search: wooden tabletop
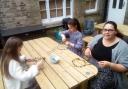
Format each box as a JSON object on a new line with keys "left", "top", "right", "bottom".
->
{"left": 21, "top": 37, "right": 98, "bottom": 89}
{"left": 0, "top": 71, "right": 4, "bottom": 89}
{"left": 95, "top": 23, "right": 128, "bottom": 36}
{"left": 83, "top": 36, "right": 93, "bottom": 43}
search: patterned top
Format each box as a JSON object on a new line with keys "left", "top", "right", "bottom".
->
{"left": 61, "top": 30, "right": 83, "bottom": 57}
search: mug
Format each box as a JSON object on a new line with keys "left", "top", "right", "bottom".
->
{"left": 50, "top": 54, "right": 60, "bottom": 64}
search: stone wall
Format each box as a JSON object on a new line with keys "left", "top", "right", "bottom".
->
{"left": 0, "top": 0, "right": 41, "bottom": 30}
{"left": 73, "top": 0, "right": 86, "bottom": 24}
{"left": 0, "top": 0, "right": 107, "bottom": 31}
{"left": 73, "top": 0, "right": 106, "bottom": 25}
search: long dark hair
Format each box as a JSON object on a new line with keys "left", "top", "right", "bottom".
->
{"left": 68, "top": 18, "right": 81, "bottom": 32}
{"left": 0, "top": 37, "right": 23, "bottom": 78}
{"left": 62, "top": 17, "right": 72, "bottom": 30}
{"left": 103, "top": 21, "right": 124, "bottom": 38}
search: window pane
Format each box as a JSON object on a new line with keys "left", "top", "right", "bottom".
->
{"left": 56, "top": 0, "right": 63, "bottom": 17}
{"left": 49, "top": 0, "right": 56, "bottom": 18}
{"left": 57, "top": 0, "right": 62, "bottom": 8}
{"left": 119, "top": 0, "right": 123, "bottom": 9}
{"left": 57, "top": 9, "right": 63, "bottom": 16}
{"left": 39, "top": 1, "right": 46, "bottom": 10}
{"left": 112, "top": 0, "right": 117, "bottom": 8}
{"left": 66, "top": 0, "right": 70, "bottom": 7}
{"left": 66, "top": 8, "right": 70, "bottom": 15}
{"left": 40, "top": 11, "right": 47, "bottom": 19}
{"left": 86, "top": 1, "right": 90, "bottom": 10}
{"left": 39, "top": 1, "right": 47, "bottom": 19}
{"left": 90, "top": 0, "right": 96, "bottom": 9}
{"left": 50, "top": 10, "right": 56, "bottom": 18}
{"left": 86, "top": 0, "right": 96, "bottom": 10}
{"left": 66, "top": 0, "right": 71, "bottom": 15}
{"left": 50, "top": 0, "right": 56, "bottom": 9}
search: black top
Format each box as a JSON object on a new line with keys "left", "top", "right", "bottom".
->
{"left": 91, "top": 38, "right": 119, "bottom": 61}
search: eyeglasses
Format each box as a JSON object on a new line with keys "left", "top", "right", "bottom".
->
{"left": 103, "top": 29, "right": 115, "bottom": 32}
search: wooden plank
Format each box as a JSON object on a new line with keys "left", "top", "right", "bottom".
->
{"left": 23, "top": 40, "right": 69, "bottom": 89}
{"left": 0, "top": 71, "right": 4, "bottom": 89}
{"left": 27, "top": 39, "right": 78, "bottom": 89}
{"left": 39, "top": 37, "right": 98, "bottom": 78}
{"left": 37, "top": 38, "right": 88, "bottom": 81}
{"left": 34, "top": 40, "right": 85, "bottom": 82}
{"left": 37, "top": 37, "right": 98, "bottom": 89}
{"left": 21, "top": 43, "right": 56, "bottom": 89}
{"left": 83, "top": 36, "right": 93, "bottom": 43}
{"left": 21, "top": 37, "right": 98, "bottom": 89}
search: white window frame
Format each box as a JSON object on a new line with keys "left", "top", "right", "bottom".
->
{"left": 41, "top": 0, "right": 74, "bottom": 25}
{"left": 85, "top": 0, "right": 99, "bottom": 14}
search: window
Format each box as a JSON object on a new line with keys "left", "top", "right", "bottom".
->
{"left": 85, "top": 0, "right": 99, "bottom": 14}
{"left": 118, "top": 0, "right": 124, "bottom": 9}
{"left": 112, "top": 0, "right": 117, "bottom": 8}
{"left": 39, "top": 0, "right": 74, "bottom": 25}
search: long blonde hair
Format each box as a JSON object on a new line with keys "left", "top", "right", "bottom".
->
{"left": 0, "top": 37, "right": 23, "bottom": 78}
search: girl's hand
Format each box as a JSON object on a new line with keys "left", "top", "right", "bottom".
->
{"left": 65, "top": 41, "right": 70, "bottom": 46}
{"left": 62, "top": 38, "right": 67, "bottom": 43}
{"left": 98, "top": 61, "right": 110, "bottom": 68}
{"left": 26, "top": 57, "right": 33, "bottom": 62}
{"left": 36, "top": 60, "right": 44, "bottom": 70}
{"left": 25, "top": 57, "right": 37, "bottom": 65}
{"left": 61, "top": 34, "right": 66, "bottom": 43}
{"left": 64, "top": 41, "right": 74, "bottom": 47}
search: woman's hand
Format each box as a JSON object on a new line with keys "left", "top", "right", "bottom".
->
{"left": 84, "top": 48, "right": 92, "bottom": 58}
{"left": 98, "top": 61, "right": 128, "bottom": 72}
{"left": 98, "top": 61, "right": 110, "bottom": 68}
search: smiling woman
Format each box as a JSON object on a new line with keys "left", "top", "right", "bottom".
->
{"left": 85, "top": 21, "right": 128, "bottom": 89}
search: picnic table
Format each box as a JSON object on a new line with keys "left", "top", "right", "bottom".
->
{"left": 21, "top": 37, "right": 98, "bottom": 89}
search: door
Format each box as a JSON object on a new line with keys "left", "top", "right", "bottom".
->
{"left": 107, "top": 0, "right": 127, "bottom": 24}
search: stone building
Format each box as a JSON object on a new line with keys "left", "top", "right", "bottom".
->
{"left": 0, "top": 0, "right": 128, "bottom": 44}
{"left": 0, "top": 0, "right": 41, "bottom": 30}
{"left": 0, "top": 0, "right": 104, "bottom": 33}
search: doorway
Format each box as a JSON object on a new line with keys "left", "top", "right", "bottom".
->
{"left": 107, "top": 0, "right": 127, "bottom": 24}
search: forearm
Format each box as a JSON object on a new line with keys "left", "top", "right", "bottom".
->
{"left": 110, "top": 63, "right": 127, "bottom": 72}
{"left": 85, "top": 47, "right": 92, "bottom": 58}
{"left": 74, "top": 43, "right": 83, "bottom": 49}
{"left": 74, "top": 39, "right": 83, "bottom": 49}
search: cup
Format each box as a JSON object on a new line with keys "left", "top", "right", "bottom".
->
{"left": 50, "top": 54, "right": 60, "bottom": 64}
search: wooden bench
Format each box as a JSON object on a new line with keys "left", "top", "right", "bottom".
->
{"left": 83, "top": 36, "right": 93, "bottom": 47}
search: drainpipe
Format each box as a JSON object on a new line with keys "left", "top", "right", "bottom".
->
{"left": 103, "top": 0, "right": 109, "bottom": 21}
